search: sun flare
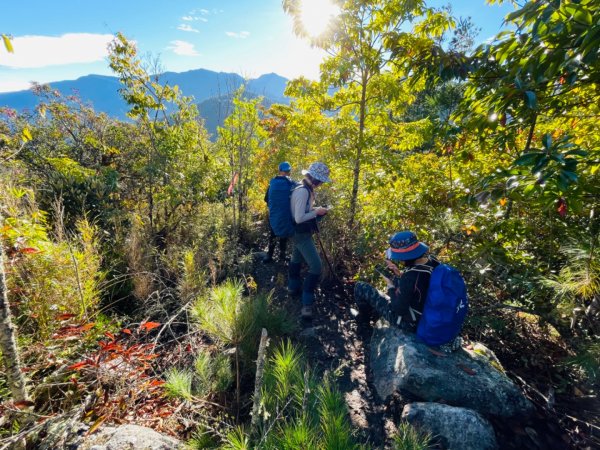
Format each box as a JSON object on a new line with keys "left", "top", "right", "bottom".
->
{"left": 300, "top": 0, "right": 340, "bottom": 38}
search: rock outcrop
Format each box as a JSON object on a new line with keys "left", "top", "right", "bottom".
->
{"left": 402, "top": 402, "right": 499, "bottom": 450}
{"left": 14, "top": 417, "right": 182, "bottom": 450}
{"left": 371, "top": 323, "right": 534, "bottom": 418}
{"left": 80, "top": 424, "right": 183, "bottom": 450}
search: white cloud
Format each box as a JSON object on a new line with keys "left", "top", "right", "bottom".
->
{"left": 177, "top": 24, "right": 199, "bottom": 33}
{"left": 225, "top": 31, "right": 250, "bottom": 39}
{"left": 198, "top": 8, "right": 222, "bottom": 15}
{"left": 0, "top": 33, "right": 113, "bottom": 69}
{"left": 182, "top": 14, "right": 207, "bottom": 22}
{"left": 185, "top": 8, "right": 211, "bottom": 20}
{"left": 167, "top": 40, "right": 200, "bottom": 56}
{"left": 0, "top": 80, "right": 32, "bottom": 93}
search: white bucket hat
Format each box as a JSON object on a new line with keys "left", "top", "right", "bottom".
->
{"left": 301, "top": 162, "right": 332, "bottom": 183}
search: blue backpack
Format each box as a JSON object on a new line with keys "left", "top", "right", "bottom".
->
{"left": 267, "top": 176, "right": 299, "bottom": 238}
{"left": 416, "top": 264, "right": 468, "bottom": 346}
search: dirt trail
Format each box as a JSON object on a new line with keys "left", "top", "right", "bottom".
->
{"left": 252, "top": 256, "right": 397, "bottom": 448}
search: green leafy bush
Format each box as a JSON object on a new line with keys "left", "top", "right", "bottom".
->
{"left": 164, "top": 369, "right": 194, "bottom": 401}
{"left": 192, "top": 280, "right": 295, "bottom": 365}
{"left": 1, "top": 185, "right": 103, "bottom": 341}
{"left": 164, "top": 350, "right": 233, "bottom": 406}
{"left": 392, "top": 422, "right": 432, "bottom": 450}
{"left": 188, "top": 426, "right": 220, "bottom": 449}
{"left": 194, "top": 350, "right": 234, "bottom": 397}
{"left": 250, "top": 341, "right": 361, "bottom": 450}
{"left": 191, "top": 280, "right": 295, "bottom": 412}
{"left": 565, "top": 341, "right": 600, "bottom": 385}
{"left": 541, "top": 234, "right": 599, "bottom": 331}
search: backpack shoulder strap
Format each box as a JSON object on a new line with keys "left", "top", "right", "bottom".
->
{"left": 293, "top": 183, "right": 312, "bottom": 213}
{"left": 293, "top": 181, "right": 311, "bottom": 192}
{"left": 406, "top": 264, "right": 435, "bottom": 275}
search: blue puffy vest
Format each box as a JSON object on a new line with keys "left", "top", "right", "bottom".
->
{"left": 416, "top": 264, "right": 468, "bottom": 346}
{"left": 267, "top": 176, "right": 298, "bottom": 238}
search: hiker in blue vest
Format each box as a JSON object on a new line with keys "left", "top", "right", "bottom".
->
{"left": 263, "top": 161, "right": 295, "bottom": 263}
{"left": 355, "top": 230, "right": 466, "bottom": 351}
{"left": 288, "top": 162, "right": 331, "bottom": 320}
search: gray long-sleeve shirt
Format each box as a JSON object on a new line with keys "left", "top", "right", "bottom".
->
{"left": 290, "top": 184, "right": 316, "bottom": 224}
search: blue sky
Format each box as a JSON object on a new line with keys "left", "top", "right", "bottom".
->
{"left": 0, "top": 0, "right": 515, "bottom": 93}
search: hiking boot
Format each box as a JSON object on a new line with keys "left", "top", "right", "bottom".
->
{"left": 301, "top": 305, "right": 313, "bottom": 320}
{"left": 301, "top": 273, "right": 320, "bottom": 306}
{"left": 355, "top": 305, "right": 375, "bottom": 325}
{"left": 288, "top": 262, "right": 302, "bottom": 296}
{"left": 439, "top": 336, "right": 463, "bottom": 353}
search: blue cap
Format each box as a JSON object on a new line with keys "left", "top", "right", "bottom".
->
{"left": 278, "top": 161, "right": 292, "bottom": 172}
{"left": 385, "top": 231, "right": 429, "bottom": 261}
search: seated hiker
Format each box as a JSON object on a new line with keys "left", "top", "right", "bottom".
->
{"left": 355, "top": 230, "right": 466, "bottom": 351}
{"left": 263, "top": 161, "right": 295, "bottom": 263}
{"left": 288, "top": 162, "right": 331, "bottom": 320}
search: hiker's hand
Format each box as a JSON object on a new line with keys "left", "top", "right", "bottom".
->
{"left": 381, "top": 275, "right": 393, "bottom": 288}
{"left": 315, "top": 207, "right": 328, "bottom": 216}
{"left": 385, "top": 260, "right": 401, "bottom": 276}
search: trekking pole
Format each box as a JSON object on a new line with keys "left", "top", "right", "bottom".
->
{"left": 315, "top": 231, "right": 342, "bottom": 284}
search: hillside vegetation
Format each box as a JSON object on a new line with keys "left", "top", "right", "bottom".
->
{"left": 0, "top": 1, "right": 598, "bottom": 448}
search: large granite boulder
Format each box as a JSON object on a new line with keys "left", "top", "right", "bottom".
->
{"left": 80, "top": 424, "right": 183, "bottom": 450}
{"left": 371, "top": 324, "right": 534, "bottom": 418}
{"left": 14, "top": 418, "right": 182, "bottom": 450}
{"left": 402, "top": 402, "right": 499, "bottom": 450}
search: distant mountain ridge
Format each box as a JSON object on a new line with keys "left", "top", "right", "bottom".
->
{"left": 0, "top": 69, "right": 290, "bottom": 136}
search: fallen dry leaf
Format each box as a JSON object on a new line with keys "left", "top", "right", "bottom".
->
{"left": 428, "top": 348, "right": 448, "bottom": 357}
{"left": 457, "top": 363, "right": 477, "bottom": 375}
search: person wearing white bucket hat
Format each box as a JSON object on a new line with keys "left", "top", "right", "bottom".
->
{"left": 301, "top": 161, "right": 332, "bottom": 183}
{"left": 288, "top": 162, "right": 332, "bottom": 320}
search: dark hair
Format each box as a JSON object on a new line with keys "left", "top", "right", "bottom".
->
{"left": 306, "top": 173, "right": 322, "bottom": 187}
{"left": 402, "top": 252, "right": 428, "bottom": 267}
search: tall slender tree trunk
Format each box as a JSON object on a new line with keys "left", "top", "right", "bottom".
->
{"left": 0, "top": 218, "right": 29, "bottom": 402}
{"left": 348, "top": 78, "right": 368, "bottom": 229}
